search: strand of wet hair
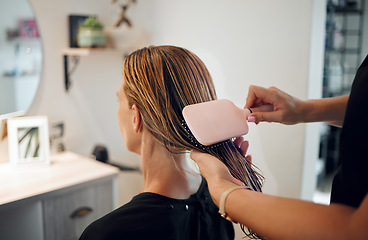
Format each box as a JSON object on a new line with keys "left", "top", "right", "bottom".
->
{"left": 181, "top": 120, "right": 263, "bottom": 189}
{"left": 181, "top": 120, "right": 265, "bottom": 239}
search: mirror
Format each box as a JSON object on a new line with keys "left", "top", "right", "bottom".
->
{"left": 0, "top": 0, "right": 42, "bottom": 115}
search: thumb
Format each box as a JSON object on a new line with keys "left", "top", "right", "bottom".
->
{"left": 248, "top": 111, "right": 281, "bottom": 123}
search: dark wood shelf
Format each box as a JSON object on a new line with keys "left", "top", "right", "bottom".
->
{"left": 327, "top": 5, "right": 363, "bottom": 14}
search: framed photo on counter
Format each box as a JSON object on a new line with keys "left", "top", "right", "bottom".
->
{"left": 7, "top": 116, "right": 50, "bottom": 166}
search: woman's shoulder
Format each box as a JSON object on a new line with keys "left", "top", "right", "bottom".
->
{"left": 79, "top": 179, "right": 233, "bottom": 240}
{"left": 79, "top": 194, "right": 184, "bottom": 239}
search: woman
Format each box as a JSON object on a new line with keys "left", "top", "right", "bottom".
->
{"left": 79, "top": 46, "right": 264, "bottom": 240}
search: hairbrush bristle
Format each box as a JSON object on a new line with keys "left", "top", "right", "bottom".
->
{"left": 181, "top": 120, "right": 228, "bottom": 151}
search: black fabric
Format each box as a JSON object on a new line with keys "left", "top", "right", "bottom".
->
{"left": 79, "top": 178, "right": 234, "bottom": 240}
{"left": 331, "top": 54, "right": 368, "bottom": 208}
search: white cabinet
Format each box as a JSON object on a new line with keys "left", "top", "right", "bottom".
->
{"left": 43, "top": 180, "right": 113, "bottom": 240}
{"left": 0, "top": 200, "right": 44, "bottom": 240}
{"left": 0, "top": 152, "right": 119, "bottom": 240}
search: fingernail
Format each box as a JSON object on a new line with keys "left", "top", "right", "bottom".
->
{"left": 248, "top": 116, "right": 256, "bottom": 122}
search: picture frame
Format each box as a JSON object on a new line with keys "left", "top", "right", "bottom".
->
{"left": 68, "top": 15, "right": 90, "bottom": 48}
{"left": 19, "top": 19, "right": 39, "bottom": 38}
{"left": 7, "top": 116, "right": 50, "bottom": 166}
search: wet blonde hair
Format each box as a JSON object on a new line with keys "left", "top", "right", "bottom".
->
{"left": 123, "top": 45, "right": 263, "bottom": 238}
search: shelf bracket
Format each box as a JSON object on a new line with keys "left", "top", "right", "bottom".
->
{"left": 64, "top": 55, "right": 70, "bottom": 92}
{"left": 63, "top": 54, "right": 81, "bottom": 92}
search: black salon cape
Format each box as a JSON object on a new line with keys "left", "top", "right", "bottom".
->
{"left": 79, "top": 178, "right": 234, "bottom": 240}
{"left": 331, "top": 54, "right": 368, "bottom": 208}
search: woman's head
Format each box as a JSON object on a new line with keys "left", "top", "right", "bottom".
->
{"left": 121, "top": 45, "right": 217, "bottom": 153}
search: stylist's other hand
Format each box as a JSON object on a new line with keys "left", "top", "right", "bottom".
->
{"left": 245, "top": 85, "right": 304, "bottom": 125}
{"left": 190, "top": 137, "right": 248, "bottom": 205}
{"left": 190, "top": 151, "right": 240, "bottom": 205}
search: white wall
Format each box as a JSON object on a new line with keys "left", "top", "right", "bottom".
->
{"left": 301, "top": 0, "right": 326, "bottom": 200}
{"left": 28, "top": 0, "right": 322, "bottom": 205}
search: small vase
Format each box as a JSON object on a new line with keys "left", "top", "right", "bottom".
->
{"left": 77, "top": 27, "right": 106, "bottom": 48}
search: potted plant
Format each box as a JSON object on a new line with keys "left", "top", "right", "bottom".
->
{"left": 78, "top": 16, "right": 106, "bottom": 48}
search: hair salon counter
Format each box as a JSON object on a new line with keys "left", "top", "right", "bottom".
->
{"left": 0, "top": 151, "right": 119, "bottom": 240}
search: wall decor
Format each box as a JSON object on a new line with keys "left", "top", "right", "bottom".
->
{"left": 20, "top": 19, "right": 39, "bottom": 38}
{"left": 69, "top": 15, "right": 90, "bottom": 48}
{"left": 7, "top": 116, "right": 50, "bottom": 166}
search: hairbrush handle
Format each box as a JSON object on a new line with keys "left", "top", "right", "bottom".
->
{"left": 243, "top": 104, "right": 274, "bottom": 119}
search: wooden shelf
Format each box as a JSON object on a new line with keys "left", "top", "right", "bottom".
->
{"left": 62, "top": 48, "right": 91, "bottom": 56}
{"left": 62, "top": 47, "right": 123, "bottom": 56}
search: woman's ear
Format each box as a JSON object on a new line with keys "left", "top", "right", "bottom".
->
{"left": 131, "top": 104, "right": 142, "bottom": 132}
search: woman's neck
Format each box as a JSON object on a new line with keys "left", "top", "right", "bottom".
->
{"left": 139, "top": 135, "right": 201, "bottom": 199}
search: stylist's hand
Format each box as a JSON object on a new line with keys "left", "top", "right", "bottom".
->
{"left": 190, "top": 137, "right": 249, "bottom": 205}
{"left": 245, "top": 85, "right": 304, "bottom": 125}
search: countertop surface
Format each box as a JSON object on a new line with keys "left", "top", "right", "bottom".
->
{"left": 0, "top": 151, "right": 119, "bottom": 206}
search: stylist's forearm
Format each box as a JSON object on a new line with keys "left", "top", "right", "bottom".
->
{"left": 302, "top": 95, "right": 348, "bottom": 127}
{"left": 224, "top": 189, "right": 357, "bottom": 240}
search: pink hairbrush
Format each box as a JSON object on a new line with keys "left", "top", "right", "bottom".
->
{"left": 182, "top": 99, "right": 273, "bottom": 146}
